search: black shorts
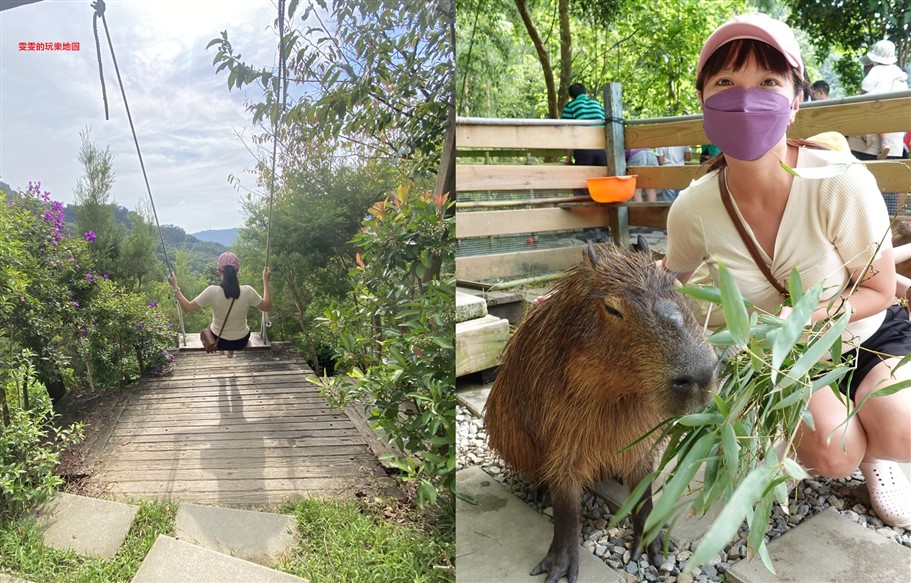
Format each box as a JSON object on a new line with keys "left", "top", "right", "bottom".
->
{"left": 217, "top": 331, "right": 251, "bottom": 351}
{"left": 573, "top": 149, "right": 607, "bottom": 166}
{"left": 839, "top": 305, "right": 911, "bottom": 400}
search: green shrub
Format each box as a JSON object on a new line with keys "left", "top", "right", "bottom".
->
{"left": 313, "top": 186, "right": 455, "bottom": 507}
{"left": 0, "top": 395, "right": 83, "bottom": 521}
{"left": 82, "top": 279, "right": 175, "bottom": 388}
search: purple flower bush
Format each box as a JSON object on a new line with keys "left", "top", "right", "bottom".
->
{"left": 2, "top": 180, "right": 174, "bottom": 396}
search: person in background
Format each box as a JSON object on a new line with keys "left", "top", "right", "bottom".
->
{"left": 811, "top": 80, "right": 830, "bottom": 100}
{"left": 168, "top": 252, "right": 271, "bottom": 359}
{"left": 561, "top": 83, "right": 607, "bottom": 166}
{"left": 700, "top": 143, "right": 721, "bottom": 164}
{"left": 859, "top": 40, "right": 908, "bottom": 161}
{"left": 656, "top": 145, "right": 692, "bottom": 201}
{"left": 626, "top": 148, "right": 659, "bottom": 202}
{"left": 663, "top": 12, "right": 911, "bottom": 529}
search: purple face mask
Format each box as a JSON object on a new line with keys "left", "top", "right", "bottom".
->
{"left": 702, "top": 87, "right": 794, "bottom": 161}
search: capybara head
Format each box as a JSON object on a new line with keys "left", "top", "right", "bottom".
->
{"left": 484, "top": 236, "right": 718, "bottom": 578}
{"left": 492, "top": 237, "right": 716, "bottom": 426}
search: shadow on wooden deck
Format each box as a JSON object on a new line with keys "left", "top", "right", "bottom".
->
{"left": 85, "top": 343, "right": 401, "bottom": 507}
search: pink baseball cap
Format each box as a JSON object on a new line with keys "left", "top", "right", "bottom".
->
{"left": 697, "top": 12, "right": 804, "bottom": 78}
{"left": 216, "top": 252, "right": 240, "bottom": 271}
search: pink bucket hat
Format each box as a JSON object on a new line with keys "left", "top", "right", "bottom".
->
{"left": 697, "top": 12, "right": 804, "bottom": 78}
{"left": 216, "top": 252, "right": 240, "bottom": 272}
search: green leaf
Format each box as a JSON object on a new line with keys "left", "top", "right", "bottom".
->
{"left": 787, "top": 267, "right": 803, "bottom": 305}
{"left": 771, "top": 282, "right": 822, "bottom": 381}
{"left": 717, "top": 262, "right": 750, "bottom": 347}
{"left": 676, "top": 413, "right": 724, "bottom": 427}
{"left": 768, "top": 385, "right": 808, "bottom": 412}
{"left": 721, "top": 422, "right": 739, "bottom": 482}
{"left": 778, "top": 310, "right": 849, "bottom": 390}
{"left": 645, "top": 432, "right": 715, "bottom": 533}
{"left": 779, "top": 160, "right": 852, "bottom": 179}
{"left": 681, "top": 284, "right": 722, "bottom": 304}
{"left": 609, "top": 469, "right": 661, "bottom": 528}
{"left": 782, "top": 457, "right": 810, "bottom": 480}
{"left": 686, "top": 465, "right": 776, "bottom": 572}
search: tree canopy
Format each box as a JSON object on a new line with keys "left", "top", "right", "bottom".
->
{"left": 457, "top": 0, "right": 910, "bottom": 120}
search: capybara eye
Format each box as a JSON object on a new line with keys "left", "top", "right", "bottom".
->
{"left": 603, "top": 298, "right": 623, "bottom": 318}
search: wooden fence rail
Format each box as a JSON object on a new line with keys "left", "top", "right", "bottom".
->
{"left": 456, "top": 85, "right": 911, "bottom": 284}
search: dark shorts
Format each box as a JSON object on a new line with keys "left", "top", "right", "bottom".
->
{"left": 839, "top": 305, "right": 911, "bottom": 400}
{"left": 573, "top": 149, "right": 607, "bottom": 166}
{"left": 217, "top": 331, "right": 251, "bottom": 351}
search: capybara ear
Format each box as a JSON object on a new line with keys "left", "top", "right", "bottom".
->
{"left": 586, "top": 241, "right": 600, "bottom": 267}
{"left": 633, "top": 234, "right": 650, "bottom": 255}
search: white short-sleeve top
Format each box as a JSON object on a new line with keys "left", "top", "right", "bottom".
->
{"left": 194, "top": 284, "right": 264, "bottom": 341}
{"left": 665, "top": 147, "right": 891, "bottom": 347}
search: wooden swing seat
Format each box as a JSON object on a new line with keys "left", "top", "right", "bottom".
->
{"left": 178, "top": 331, "right": 272, "bottom": 352}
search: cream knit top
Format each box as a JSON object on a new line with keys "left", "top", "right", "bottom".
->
{"left": 665, "top": 147, "right": 891, "bottom": 348}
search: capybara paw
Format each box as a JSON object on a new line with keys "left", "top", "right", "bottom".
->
{"left": 530, "top": 553, "right": 578, "bottom": 583}
{"left": 647, "top": 538, "right": 666, "bottom": 567}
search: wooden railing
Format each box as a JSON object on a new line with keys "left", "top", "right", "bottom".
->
{"left": 455, "top": 85, "right": 911, "bottom": 284}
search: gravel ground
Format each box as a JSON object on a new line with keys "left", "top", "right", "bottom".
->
{"left": 457, "top": 404, "right": 911, "bottom": 583}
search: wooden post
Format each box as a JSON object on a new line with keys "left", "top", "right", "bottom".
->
{"left": 603, "top": 82, "right": 629, "bottom": 248}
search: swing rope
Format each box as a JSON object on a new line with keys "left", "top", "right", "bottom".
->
{"left": 259, "top": 0, "right": 285, "bottom": 344}
{"left": 90, "top": 0, "right": 186, "bottom": 343}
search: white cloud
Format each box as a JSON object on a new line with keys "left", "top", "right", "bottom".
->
{"left": 0, "top": 0, "right": 282, "bottom": 233}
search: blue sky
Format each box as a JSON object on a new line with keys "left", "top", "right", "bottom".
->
{"left": 0, "top": 0, "right": 285, "bottom": 233}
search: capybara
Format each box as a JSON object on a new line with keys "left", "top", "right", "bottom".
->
{"left": 484, "top": 237, "right": 717, "bottom": 583}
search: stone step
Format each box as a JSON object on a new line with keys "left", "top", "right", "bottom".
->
{"left": 174, "top": 503, "right": 298, "bottom": 566}
{"left": 131, "top": 535, "right": 308, "bottom": 583}
{"left": 34, "top": 492, "right": 140, "bottom": 559}
{"left": 726, "top": 509, "right": 911, "bottom": 582}
{"left": 456, "top": 466, "right": 626, "bottom": 583}
{"left": 456, "top": 314, "right": 509, "bottom": 377}
{"left": 456, "top": 290, "right": 488, "bottom": 323}
{"left": 458, "top": 288, "right": 528, "bottom": 326}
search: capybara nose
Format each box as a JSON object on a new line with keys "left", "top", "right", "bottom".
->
{"left": 670, "top": 375, "right": 698, "bottom": 394}
{"left": 670, "top": 365, "right": 715, "bottom": 394}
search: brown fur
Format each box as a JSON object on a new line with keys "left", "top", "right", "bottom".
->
{"left": 484, "top": 240, "right": 717, "bottom": 581}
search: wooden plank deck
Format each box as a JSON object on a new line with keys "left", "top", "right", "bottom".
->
{"left": 86, "top": 344, "right": 400, "bottom": 507}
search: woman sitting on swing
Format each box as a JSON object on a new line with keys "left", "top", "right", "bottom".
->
{"left": 168, "top": 252, "right": 271, "bottom": 358}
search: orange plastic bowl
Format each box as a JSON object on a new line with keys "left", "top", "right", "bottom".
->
{"left": 586, "top": 175, "right": 637, "bottom": 203}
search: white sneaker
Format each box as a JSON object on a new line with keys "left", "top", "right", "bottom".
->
{"left": 860, "top": 460, "right": 911, "bottom": 528}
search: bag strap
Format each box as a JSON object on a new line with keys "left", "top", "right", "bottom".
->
{"left": 214, "top": 298, "right": 236, "bottom": 342}
{"left": 718, "top": 170, "right": 790, "bottom": 298}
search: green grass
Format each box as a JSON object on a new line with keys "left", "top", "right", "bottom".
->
{"left": 0, "top": 496, "right": 454, "bottom": 583}
{"left": 0, "top": 499, "right": 176, "bottom": 583}
{"left": 278, "top": 497, "right": 455, "bottom": 583}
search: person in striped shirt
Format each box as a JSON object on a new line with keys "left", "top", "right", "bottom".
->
{"left": 561, "top": 83, "right": 607, "bottom": 166}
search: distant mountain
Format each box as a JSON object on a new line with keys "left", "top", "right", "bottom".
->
{"left": 192, "top": 228, "right": 238, "bottom": 247}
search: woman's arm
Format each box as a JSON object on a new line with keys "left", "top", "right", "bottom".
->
{"left": 257, "top": 267, "right": 272, "bottom": 312}
{"left": 167, "top": 272, "right": 200, "bottom": 313}
{"left": 811, "top": 249, "right": 897, "bottom": 323}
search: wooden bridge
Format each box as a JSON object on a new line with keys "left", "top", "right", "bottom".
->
{"left": 84, "top": 344, "right": 400, "bottom": 507}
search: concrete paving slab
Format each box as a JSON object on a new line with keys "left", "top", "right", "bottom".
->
{"left": 456, "top": 291, "right": 488, "bottom": 323}
{"left": 0, "top": 574, "right": 36, "bottom": 583}
{"left": 726, "top": 509, "right": 911, "bottom": 583}
{"left": 34, "top": 492, "right": 139, "bottom": 559}
{"left": 456, "top": 384, "right": 491, "bottom": 418}
{"left": 131, "top": 535, "right": 308, "bottom": 583}
{"left": 456, "top": 466, "right": 625, "bottom": 583}
{"left": 174, "top": 503, "right": 298, "bottom": 566}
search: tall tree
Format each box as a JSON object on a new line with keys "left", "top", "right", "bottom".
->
{"left": 116, "top": 202, "right": 159, "bottom": 292}
{"left": 73, "top": 127, "right": 124, "bottom": 277}
{"left": 208, "top": 0, "right": 453, "bottom": 191}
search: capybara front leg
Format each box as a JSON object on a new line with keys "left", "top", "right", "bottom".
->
{"left": 530, "top": 486, "right": 580, "bottom": 583}
{"left": 630, "top": 479, "right": 666, "bottom": 566}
